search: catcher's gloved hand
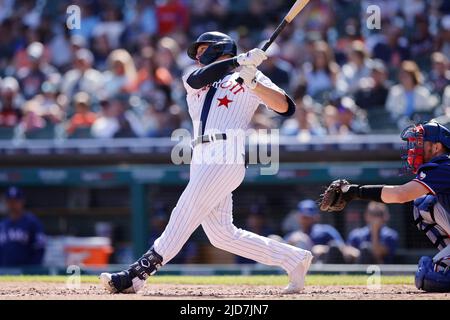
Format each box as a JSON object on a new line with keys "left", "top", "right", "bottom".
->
{"left": 318, "top": 179, "right": 360, "bottom": 212}
{"left": 236, "top": 48, "right": 267, "bottom": 67}
{"left": 239, "top": 65, "right": 258, "bottom": 89}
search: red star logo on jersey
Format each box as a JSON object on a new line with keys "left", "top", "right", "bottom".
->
{"left": 217, "top": 95, "right": 233, "bottom": 108}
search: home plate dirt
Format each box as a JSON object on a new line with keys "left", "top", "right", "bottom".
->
{"left": 0, "top": 282, "right": 448, "bottom": 300}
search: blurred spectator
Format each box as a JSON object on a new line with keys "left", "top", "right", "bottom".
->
{"left": 60, "top": 49, "right": 104, "bottom": 101}
{"left": 386, "top": 60, "right": 438, "bottom": 124}
{"left": 156, "top": 0, "right": 190, "bottom": 36}
{"left": 92, "top": 5, "right": 125, "bottom": 49}
{"left": 103, "top": 49, "right": 137, "bottom": 97}
{"left": 341, "top": 40, "right": 372, "bottom": 94}
{"left": 258, "top": 42, "right": 291, "bottom": 92}
{"left": 91, "top": 33, "right": 112, "bottom": 71}
{"left": 29, "top": 81, "right": 65, "bottom": 124}
{"left": 371, "top": 21, "right": 410, "bottom": 70}
{"left": 426, "top": 52, "right": 450, "bottom": 99}
{"left": 434, "top": 85, "right": 450, "bottom": 127}
{"left": 284, "top": 199, "right": 348, "bottom": 263}
{"left": 130, "top": 46, "right": 173, "bottom": 96}
{"left": 0, "top": 186, "right": 46, "bottom": 266}
{"left": 19, "top": 100, "right": 47, "bottom": 134}
{"left": 322, "top": 104, "right": 341, "bottom": 135}
{"left": 302, "top": 41, "right": 340, "bottom": 101}
{"left": 410, "top": 15, "right": 434, "bottom": 67}
{"left": 354, "top": 59, "right": 390, "bottom": 109}
{"left": 436, "top": 15, "right": 450, "bottom": 58}
{"left": 281, "top": 84, "right": 325, "bottom": 138}
{"left": 66, "top": 92, "right": 97, "bottom": 137}
{"left": 0, "top": 77, "right": 23, "bottom": 127}
{"left": 48, "top": 28, "right": 74, "bottom": 71}
{"left": 91, "top": 95, "right": 144, "bottom": 139}
{"left": 16, "top": 42, "right": 56, "bottom": 100}
{"left": 69, "top": 2, "right": 100, "bottom": 40}
{"left": 335, "top": 97, "right": 370, "bottom": 135}
{"left": 124, "top": 0, "right": 157, "bottom": 37}
{"left": 236, "top": 205, "right": 274, "bottom": 264}
{"left": 347, "top": 202, "right": 399, "bottom": 264}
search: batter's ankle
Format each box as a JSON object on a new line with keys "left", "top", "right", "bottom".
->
{"left": 128, "top": 247, "right": 163, "bottom": 280}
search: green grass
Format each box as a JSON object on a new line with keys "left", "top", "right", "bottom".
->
{"left": 0, "top": 275, "right": 413, "bottom": 286}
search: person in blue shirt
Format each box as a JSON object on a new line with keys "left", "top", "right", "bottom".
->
{"left": 347, "top": 202, "right": 399, "bottom": 264}
{"left": 0, "top": 187, "right": 46, "bottom": 267}
{"left": 285, "top": 199, "right": 346, "bottom": 263}
{"left": 321, "top": 121, "right": 450, "bottom": 292}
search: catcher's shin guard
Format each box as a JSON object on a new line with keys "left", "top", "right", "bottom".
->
{"left": 413, "top": 195, "right": 450, "bottom": 251}
{"left": 129, "top": 247, "right": 163, "bottom": 280}
{"left": 415, "top": 256, "right": 450, "bottom": 292}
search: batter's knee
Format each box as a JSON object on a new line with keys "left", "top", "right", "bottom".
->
{"left": 202, "top": 221, "right": 237, "bottom": 250}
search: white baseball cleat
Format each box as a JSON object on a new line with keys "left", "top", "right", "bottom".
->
{"left": 283, "top": 251, "right": 313, "bottom": 294}
{"left": 100, "top": 272, "right": 145, "bottom": 294}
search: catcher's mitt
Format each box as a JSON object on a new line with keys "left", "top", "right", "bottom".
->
{"left": 318, "top": 179, "right": 358, "bottom": 212}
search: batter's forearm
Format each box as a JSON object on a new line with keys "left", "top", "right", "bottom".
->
{"left": 253, "top": 82, "right": 295, "bottom": 116}
{"left": 187, "top": 58, "right": 240, "bottom": 89}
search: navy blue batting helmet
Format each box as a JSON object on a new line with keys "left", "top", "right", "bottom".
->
{"left": 187, "top": 31, "right": 237, "bottom": 65}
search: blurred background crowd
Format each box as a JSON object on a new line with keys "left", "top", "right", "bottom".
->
{"left": 0, "top": 0, "right": 449, "bottom": 141}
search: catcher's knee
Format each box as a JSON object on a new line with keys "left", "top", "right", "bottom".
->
{"left": 413, "top": 195, "right": 449, "bottom": 250}
{"left": 415, "top": 256, "right": 450, "bottom": 292}
{"left": 413, "top": 195, "right": 437, "bottom": 229}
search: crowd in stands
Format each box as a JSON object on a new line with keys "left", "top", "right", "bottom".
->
{"left": 0, "top": 0, "right": 448, "bottom": 141}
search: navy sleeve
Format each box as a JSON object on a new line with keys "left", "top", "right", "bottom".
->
{"left": 30, "top": 218, "right": 46, "bottom": 265}
{"left": 381, "top": 229, "right": 398, "bottom": 263}
{"left": 414, "top": 166, "right": 450, "bottom": 195}
{"left": 274, "top": 94, "right": 296, "bottom": 117}
{"left": 186, "top": 57, "right": 240, "bottom": 89}
{"left": 328, "top": 226, "right": 344, "bottom": 245}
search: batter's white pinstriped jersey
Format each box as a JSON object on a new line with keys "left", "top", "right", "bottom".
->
{"left": 182, "top": 69, "right": 285, "bottom": 138}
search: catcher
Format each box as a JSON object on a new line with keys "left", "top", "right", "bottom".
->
{"left": 318, "top": 121, "right": 450, "bottom": 292}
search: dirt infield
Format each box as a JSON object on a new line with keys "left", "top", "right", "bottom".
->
{"left": 0, "top": 282, "right": 448, "bottom": 300}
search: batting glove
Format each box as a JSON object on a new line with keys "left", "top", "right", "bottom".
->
{"left": 239, "top": 65, "right": 258, "bottom": 89}
{"left": 236, "top": 48, "right": 267, "bottom": 67}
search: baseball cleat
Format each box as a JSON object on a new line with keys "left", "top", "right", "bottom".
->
{"left": 100, "top": 271, "right": 145, "bottom": 294}
{"left": 283, "top": 251, "right": 313, "bottom": 294}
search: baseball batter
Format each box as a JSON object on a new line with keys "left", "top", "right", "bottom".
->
{"left": 100, "top": 31, "right": 312, "bottom": 294}
{"left": 319, "top": 121, "right": 450, "bottom": 292}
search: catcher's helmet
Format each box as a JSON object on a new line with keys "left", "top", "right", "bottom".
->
{"left": 187, "top": 31, "right": 237, "bottom": 65}
{"left": 401, "top": 121, "right": 450, "bottom": 173}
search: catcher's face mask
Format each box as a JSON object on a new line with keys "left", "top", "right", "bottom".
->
{"left": 401, "top": 124, "right": 425, "bottom": 174}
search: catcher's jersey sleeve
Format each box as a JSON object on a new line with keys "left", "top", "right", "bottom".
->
{"left": 414, "top": 162, "right": 450, "bottom": 195}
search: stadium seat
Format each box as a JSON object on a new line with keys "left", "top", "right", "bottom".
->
{"left": 0, "top": 127, "right": 16, "bottom": 140}
{"left": 25, "top": 124, "right": 56, "bottom": 140}
{"left": 68, "top": 127, "right": 94, "bottom": 139}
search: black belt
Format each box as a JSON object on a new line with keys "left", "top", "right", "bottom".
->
{"left": 191, "top": 133, "right": 227, "bottom": 148}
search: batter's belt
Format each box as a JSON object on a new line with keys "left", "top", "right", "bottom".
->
{"left": 191, "top": 133, "right": 227, "bottom": 148}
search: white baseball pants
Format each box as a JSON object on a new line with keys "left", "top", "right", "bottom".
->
{"left": 153, "top": 140, "right": 311, "bottom": 273}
